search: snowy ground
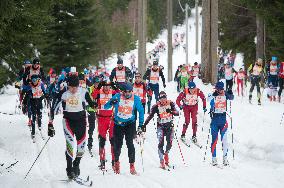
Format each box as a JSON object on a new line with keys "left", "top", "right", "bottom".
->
{"left": 1, "top": 7, "right": 284, "bottom": 188}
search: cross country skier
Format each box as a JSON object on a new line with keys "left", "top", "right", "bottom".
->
{"left": 133, "top": 73, "right": 147, "bottom": 112}
{"left": 109, "top": 58, "right": 132, "bottom": 85}
{"left": 191, "top": 62, "right": 200, "bottom": 79}
{"left": 178, "top": 64, "right": 191, "bottom": 90}
{"left": 104, "top": 82, "right": 144, "bottom": 175}
{"left": 140, "top": 91, "right": 179, "bottom": 169}
{"left": 95, "top": 79, "right": 118, "bottom": 171}
{"left": 174, "top": 65, "right": 183, "bottom": 92}
{"left": 86, "top": 76, "right": 101, "bottom": 153}
{"left": 266, "top": 57, "right": 279, "bottom": 101}
{"left": 176, "top": 81, "right": 206, "bottom": 143}
{"left": 143, "top": 60, "right": 166, "bottom": 103}
{"left": 26, "top": 75, "right": 47, "bottom": 141}
{"left": 278, "top": 61, "right": 284, "bottom": 102}
{"left": 247, "top": 58, "right": 264, "bottom": 105}
{"left": 224, "top": 62, "right": 236, "bottom": 92}
{"left": 208, "top": 81, "right": 234, "bottom": 166}
{"left": 234, "top": 68, "right": 246, "bottom": 97}
{"left": 47, "top": 72, "right": 97, "bottom": 179}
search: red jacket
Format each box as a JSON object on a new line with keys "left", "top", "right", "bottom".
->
{"left": 133, "top": 82, "right": 147, "bottom": 104}
{"left": 176, "top": 88, "right": 206, "bottom": 108}
{"left": 279, "top": 62, "right": 284, "bottom": 79}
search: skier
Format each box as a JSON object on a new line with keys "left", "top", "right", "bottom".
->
{"left": 133, "top": 73, "right": 147, "bottom": 112}
{"left": 266, "top": 57, "right": 279, "bottom": 101}
{"left": 86, "top": 76, "right": 101, "bottom": 153}
{"left": 278, "top": 61, "right": 284, "bottom": 102}
{"left": 191, "top": 62, "right": 200, "bottom": 79}
{"left": 143, "top": 60, "right": 166, "bottom": 103}
{"left": 234, "top": 68, "right": 246, "bottom": 97}
{"left": 23, "top": 58, "right": 45, "bottom": 86}
{"left": 109, "top": 58, "right": 132, "bottom": 85}
{"left": 95, "top": 79, "right": 118, "bottom": 170}
{"left": 140, "top": 91, "right": 179, "bottom": 169}
{"left": 224, "top": 62, "right": 236, "bottom": 92}
{"left": 176, "top": 81, "right": 207, "bottom": 143}
{"left": 104, "top": 82, "right": 144, "bottom": 175}
{"left": 178, "top": 64, "right": 191, "bottom": 90}
{"left": 247, "top": 58, "right": 264, "bottom": 105}
{"left": 26, "top": 75, "right": 47, "bottom": 141}
{"left": 47, "top": 73, "right": 97, "bottom": 179}
{"left": 174, "top": 65, "right": 182, "bottom": 92}
{"left": 208, "top": 81, "right": 234, "bottom": 166}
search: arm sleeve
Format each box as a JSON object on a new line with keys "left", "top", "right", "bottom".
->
{"left": 160, "top": 70, "right": 166, "bottom": 85}
{"left": 135, "top": 96, "right": 144, "bottom": 126}
{"left": 170, "top": 102, "right": 179, "bottom": 116}
{"left": 144, "top": 104, "right": 157, "bottom": 126}
{"left": 126, "top": 67, "right": 132, "bottom": 81}
{"left": 143, "top": 69, "right": 150, "bottom": 81}
{"left": 176, "top": 92, "right": 184, "bottom": 107}
{"left": 104, "top": 93, "right": 119, "bottom": 109}
{"left": 109, "top": 68, "right": 116, "bottom": 82}
{"left": 85, "top": 91, "right": 97, "bottom": 107}
{"left": 198, "top": 90, "right": 206, "bottom": 108}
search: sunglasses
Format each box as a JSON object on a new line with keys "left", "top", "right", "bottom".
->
{"left": 123, "top": 90, "right": 132, "bottom": 93}
{"left": 135, "top": 76, "right": 141, "bottom": 78}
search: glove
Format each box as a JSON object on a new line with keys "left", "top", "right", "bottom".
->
{"left": 137, "top": 126, "right": 146, "bottom": 136}
{"left": 203, "top": 107, "right": 207, "bottom": 113}
{"left": 227, "top": 90, "right": 233, "bottom": 95}
{"left": 163, "top": 84, "right": 166, "bottom": 88}
{"left": 110, "top": 99, "right": 118, "bottom": 105}
{"left": 209, "top": 110, "right": 213, "bottom": 118}
{"left": 179, "top": 105, "right": 183, "bottom": 110}
{"left": 48, "top": 122, "right": 55, "bottom": 137}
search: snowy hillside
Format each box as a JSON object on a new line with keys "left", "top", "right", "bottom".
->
{"left": 1, "top": 7, "right": 284, "bottom": 188}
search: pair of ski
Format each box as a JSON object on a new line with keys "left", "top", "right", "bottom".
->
{"left": 31, "top": 130, "right": 45, "bottom": 143}
{"left": 60, "top": 175, "right": 93, "bottom": 187}
{"left": 181, "top": 138, "right": 202, "bottom": 149}
{"left": 160, "top": 164, "right": 175, "bottom": 171}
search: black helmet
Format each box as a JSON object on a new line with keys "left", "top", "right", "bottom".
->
{"left": 158, "top": 91, "right": 167, "bottom": 99}
{"left": 32, "top": 58, "right": 40, "bottom": 65}
{"left": 117, "top": 58, "right": 123, "bottom": 65}
{"left": 67, "top": 74, "right": 79, "bottom": 87}
{"left": 153, "top": 60, "right": 159, "bottom": 66}
{"left": 31, "top": 75, "right": 40, "bottom": 83}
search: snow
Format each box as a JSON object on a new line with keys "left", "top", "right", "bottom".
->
{"left": 1, "top": 7, "right": 284, "bottom": 188}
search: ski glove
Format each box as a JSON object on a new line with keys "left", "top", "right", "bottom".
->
{"left": 203, "top": 107, "right": 207, "bottom": 113}
{"left": 163, "top": 84, "right": 166, "bottom": 88}
{"left": 110, "top": 99, "right": 118, "bottom": 105}
{"left": 179, "top": 105, "right": 183, "bottom": 110}
{"left": 209, "top": 110, "right": 214, "bottom": 118}
{"left": 48, "top": 123, "right": 55, "bottom": 137}
{"left": 166, "top": 109, "right": 172, "bottom": 114}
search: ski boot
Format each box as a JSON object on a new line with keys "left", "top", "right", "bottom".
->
{"left": 164, "top": 153, "right": 169, "bottom": 166}
{"left": 112, "top": 160, "right": 115, "bottom": 171}
{"left": 99, "top": 160, "right": 105, "bottom": 170}
{"left": 258, "top": 98, "right": 261, "bottom": 105}
{"left": 192, "top": 135, "right": 197, "bottom": 143}
{"left": 249, "top": 95, "right": 252, "bottom": 104}
{"left": 180, "top": 134, "right": 185, "bottom": 141}
{"left": 130, "top": 163, "right": 137, "bottom": 175}
{"left": 28, "top": 118, "right": 32, "bottom": 127}
{"left": 66, "top": 167, "right": 74, "bottom": 180}
{"left": 160, "top": 159, "right": 166, "bottom": 169}
{"left": 72, "top": 158, "right": 81, "bottom": 177}
{"left": 212, "top": 157, "right": 218, "bottom": 166}
{"left": 114, "top": 161, "right": 120, "bottom": 174}
{"left": 31, "top": 133, "right": 35, "bottom": 143}
{"left": 223, "top": 156, "right": 229, "bottom": 166}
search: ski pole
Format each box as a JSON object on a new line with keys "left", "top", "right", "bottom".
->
{"left": 139, "top": 135, "right": 145, "bottom": 173}
{"left": 203, "top": 126, "right": 211, "bottom": 162}
{"left": 280, "top": 112, "right": 284, "bottom": 126}
{"left": 24, "top": 137, "right": 51, "bottom": 179}
{"left": 226, "top": 112, "right": 234, "bottom": 160}
{"left": 201, "top": 112, "right": 205, "bottom": 132}
{"left": 173, "top": 126, "right": 186, "bottom": 166}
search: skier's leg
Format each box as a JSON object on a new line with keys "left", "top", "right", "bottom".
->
{"left": 249, "top": 77, "right": 256, "bottom": 100}
{"left": 191, "top": 107, "right": 198, "bottom": 137}
{"left": 181, "top": 106, "right": 190, "bottom": 136}
{"left": 256, "top": 78, "right": 261, "bottom": 101}
{"left": 157, "top": 126, "right": 165, "bottom": 162}
{"left": 278, "top": 78, "right": 283, "bottom": 101}
{"left": 31, "top": 101, "right": 36, "bottom": 136}
{"left": 87, "top": 111, "right": 96, "bottom": 150}
{"left": 220, "top": 122, "right": 229, "bottom": 157}
{"left": 62, "top": 118, "right": 75, "bottom": 175}
{"left": 165, "top": 124, "right": 174, "bottom": 154}
{"left": 154, "top": 84, "right": 159, "bottom": 102}
{"left": 113, "top": 124, "right": 124, "bottom": 162}
{"left": 98, "top": 116, "right": 108, "bottom": 161}
{"left": 109, "top": 119, "right": 115, "bottom": 163}
{"left": 237, "top": 79, "right": 240, "bottom": 96}
{"left": 210, "top": 120, "right": 219, "bottom": 158}
{"left": 125, "top": 122, "right": 136, "bottom": 163}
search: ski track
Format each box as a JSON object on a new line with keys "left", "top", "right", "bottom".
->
{"left": 1, "top": 7, "right": 284, "bottom": 188}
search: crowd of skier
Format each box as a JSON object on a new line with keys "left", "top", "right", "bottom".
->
{"left": 13, "top": 52, "right": 283, "bottom": 180}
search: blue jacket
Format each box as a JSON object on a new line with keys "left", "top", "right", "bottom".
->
{"left": 209, "top": 91, "right": 234, "bottom": 115}
{"left": 105, "top": 93, "right": 144, "bottom": 126}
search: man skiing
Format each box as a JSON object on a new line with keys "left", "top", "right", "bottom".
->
{"left": 143, "top": 60, "right": 166, "bottom": 103}
{"left": 234, "top": 68, "right": 246, "bottom": 97}
{"left": 104, "top": 82, "right": 144, "bottom": 175}
{"left": 47, "top": 72, "right": 97, "bottom": 179}
{"left": 266, "top": 57, "right": 279, "bottom": 101}
{"left": 109, "top": 58, "right": 132, "bottom": 85}
{"left": 191, "top": 62, "right": 200, "bottom": 79}
{"left": 178, "top": 64, "right": 191, "bottom": 90}
{"left": 208, "top": 81, "right": 234, "bottom": 166}
{"left": 95, "top": 79, "right": 118, "bottom": 171}
{"left": 140, "top": 91, "right": 179, "bottom": 169}
{"left": 176, "top": 81, "right": 206, "bottom": 143}
{"left": 224, "top": 62, "right": 236, "bottom": 92}
{"left": 26, "top": 75, "right": 47, "bottom": 142}
{"left": 247, "top": 58, "right": 264, "bottom": 105}
{"left": 133, "top": 73, "right": 147, "bottom": 112}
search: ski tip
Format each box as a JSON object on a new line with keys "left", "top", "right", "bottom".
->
{"left": 90, "top": 181, "right": 93, "bottom": 187}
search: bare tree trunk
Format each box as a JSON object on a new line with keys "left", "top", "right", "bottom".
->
{"left": 211, "top": 0, "right": 218, "bottom": 83}
{"left": 256, "top": 14, "right": 264, "bottom": 60}
{"left": 138, "top": 0, "right": 147, "bottom": 75}
{"left": 167, "top": 0, "right": 173, "bottom": 81}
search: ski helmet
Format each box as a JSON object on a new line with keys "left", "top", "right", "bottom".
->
{"left": 272, "top": 56, "right": 277, "bottom": 61}
{"left": 117, "top": 58, "right": 123, "bottom": 65}
{"left": 31, "top": 75, "right": 40, "bottom": 83}
{"left": 120, "top": 82, "right": 133, "bottom": 92}
{"left": 158, "top": 91, "right": 167, "bottom": 99}
{"left": 153, "top": 60, "right": 159, "bottom": 66}
{"left": 24, "top": 59, "right": 31, "bottom": 65}
{"left": 194, "top": 62, "right": 198, "bottom": 66}
{"left": 188, "top": 81, "right": 196, "bottom": 89}
{"left": 32, "top": 58, "right": 40, "bottom": 65}
{"left": 215, "top": 81, "right": 224, "bottom": 90}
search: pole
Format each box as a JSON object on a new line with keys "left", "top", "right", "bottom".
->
{"left": 185, "top": 3, "right": 189, "bottom": 64}
{"left": 195, "top": 0, "right": 199, "bottom": 55}
{"left": 24, "top": 137, "right": 51, "bottom": 179}
{"left": 167, "top": 0, "right": 173, "bottom": 81}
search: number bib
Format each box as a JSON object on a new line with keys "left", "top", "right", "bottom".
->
{"left": 192, "top": 67, "right": 199, "bottom": 76}
{"left": 225, "top": 68, "right": 233, "bottom": 80}
{"left": 133, "top": 85, "right": 144, "bottom": 99}
{"left": 116, "top": 68, "right": 126, "bottom": 82}
{"left": 158, "top": 101, "right": 172, "bottom": 124}
{"left": 185, "top": 94, "right": 198, "bottom": 105}
{"left": 237, "top": 72, "right": 245, "bottom": 80}
{"left": 32, "top": 85, "right": 43, "bottom": 99}
{"left": 150, "top": 70, "right": 159, "bottom": 84}
{"left": 99, "top": 90, "right": 113, "bottom": 110}
{"left": 117, "top": 95, "right": 134, "bottom": 119}
{"left": 270, "top": 65, "right": 277, "bottom": 75}
{"left": 214, "top": 96, "right": 227, "bottom": 113}
{"left": 65, "top": 91, "right": 84, "bottom": 112}
{"left": 252, "top": 65, "right": 261, "bottom": 76}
